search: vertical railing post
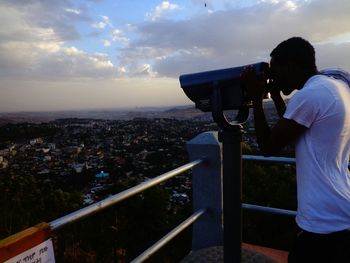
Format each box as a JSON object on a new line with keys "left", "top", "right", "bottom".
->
{"left": 186, "top": 131, "right": 223, "bottom": 250}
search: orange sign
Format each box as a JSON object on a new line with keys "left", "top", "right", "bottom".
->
{"left": 0, "top": 223, "right": 54, "bottom": 263}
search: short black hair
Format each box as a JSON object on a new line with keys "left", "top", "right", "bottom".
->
{"left": 270, "top": 37, "right": 316, "bottom": 70}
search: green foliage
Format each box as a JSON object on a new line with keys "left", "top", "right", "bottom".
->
{"left": 0, "top": 171, "right": 44, "bottom": 237}
{"left": 0, "top": 123, "right": 59, "bottom": 145}
{"left": 243, "top": 162, "right": 297, "bottom": 210}
{"left": 0, "top": 170, "right": 83, "bottom": 239}
{"left": 242, "top": 161, "right": 297, "bottom": 250}
{"left": 45, "top": 189, "right": 83, "bottom": 221}
{"left": 51, "top": 182, "right": 178, "bottom": 263}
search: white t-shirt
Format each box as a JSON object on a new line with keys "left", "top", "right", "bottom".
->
{"left": 284, "top": 74, "right": 350, "bottom": 234}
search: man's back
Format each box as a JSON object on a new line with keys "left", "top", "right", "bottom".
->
{"left": 284, "top": 74, "right": 350, "bottom": 233}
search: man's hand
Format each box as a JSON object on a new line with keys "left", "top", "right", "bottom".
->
{"left": 240, "top": 66, "right": 306, "bottom": 156}
{"left": 240, "top": 66, "right": 267, "bottom": 103}
{"left": 268, "top": 79, "right": 286, "bottom": 118}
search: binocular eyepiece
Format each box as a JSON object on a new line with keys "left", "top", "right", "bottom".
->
{"left": 179, "top": 62, "right": 270, "bottom": 112}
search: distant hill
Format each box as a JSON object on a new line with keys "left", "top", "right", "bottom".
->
{"left": 0, "top": 106, "right": 199, "bottom": 124}
{"left": 0, "top": 100, "right": 279, "bottom": 125}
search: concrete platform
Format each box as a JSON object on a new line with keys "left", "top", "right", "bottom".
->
{"left": 181, "top": 243, "right": 288, "bottom": 263}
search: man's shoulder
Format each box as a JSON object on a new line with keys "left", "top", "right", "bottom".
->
{"left": 304, "top": 74, "right": 329, "bottom": 88}
{"left": 320, "top": 68, "right": 350, "bottom": 87}
{"left": 298, "top": 75, "right": 336, "bottom": 97}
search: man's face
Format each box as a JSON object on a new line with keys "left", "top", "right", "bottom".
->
{"left": 269, "top": 58, "right": 296, "bottom": 95}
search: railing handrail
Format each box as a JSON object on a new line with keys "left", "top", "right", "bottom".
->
{"left": 47, "top": 151, "right": 348, "bottom": 261}
{"left": 242, "top": 203, "right": 297, "bottom": 217}
{"left": 131, "top": 208, "right": 207, "bottom": 263}
{"left": 42, "top": 154, "right": 350, "bottom": 231}
{"left": 243, "top": 155, "right": 296, "bottom": 164}
{"left": 243, "top": 155, "right": 350, "bottom": 167}
{"left": 7, "top": 153, "right": 345, "bottom": 262}
{"left": 49, "top": 159, "right": 203, "bottom": 231}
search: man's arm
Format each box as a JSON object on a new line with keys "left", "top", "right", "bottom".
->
{"left": 252, "top": 99, "right": 306, "bottom": 156}
{"left": 241, "top": 67, "right": 306, "bottom": 156}
{"left": 270, "top": 89, "right": 286, "bottom": 118}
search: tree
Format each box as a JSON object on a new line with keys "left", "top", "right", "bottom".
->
{"left": 0, "top": 170, "right": 44, "bottom": 238}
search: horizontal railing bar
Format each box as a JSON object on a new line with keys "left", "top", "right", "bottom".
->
{"left": 49, "top": 159, "right": 203, "bottom": 231}
{"left": 130, "top": 208, "right": 207, "bottom": 263}
{"left": 242, "top": 155, "right": 296, "bottom": 164}
{"left": 242, "top": 203, "right": 297, "bottom": 217}
{"left": 243, "top": 155, "right": 350, "bottom": 167}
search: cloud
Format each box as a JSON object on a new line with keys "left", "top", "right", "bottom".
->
{"left": 65, "top": 8, "right": 81, "bottom": 15}
{"left": 110, "top": 29, "right": 129, "bottom": 43}
{"left": 0, "top": 41, "right": 116, "bottom": 80}
{"left": 117, "top": 0, "right": 350, "bottom": 78}
{"left": 0, "top": 77, "right": 185, "bottom": 112}
{"left": 92, "top": 15, "right": 113, "bottom": 29}
{"left": 315, "top": 42, "right": 350, "bottom": 70}
{"left": 43, "top": 47, "right": 115, "bottom": 79}
{"left": 103, "top": 40, "right": 111, "bottom": 47}
{"left": 39, "top": 46, "right": 115, "bottom": 79}
{"left": 0, "top": 0, "right": 188, "bottom": 111}
{"left": 2, "top": 0, "right": 350, "bottom": 103}
{"left": 2, "top": 0, "right": 91, "bottom": 41}
{"left": 146, "top": 1, "right": 180, "bottom": 21}
{"left": 0, "top": 1, "right": 117, "bottom": 80}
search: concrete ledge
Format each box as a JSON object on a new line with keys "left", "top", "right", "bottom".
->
{"left": 181, "top": 244, "right": 288, "bottom": 263}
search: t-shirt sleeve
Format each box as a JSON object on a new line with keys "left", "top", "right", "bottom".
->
{"left": 283, "top": 90, "right": 318, "bottom": 128}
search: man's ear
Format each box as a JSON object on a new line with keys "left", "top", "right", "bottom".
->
{"left": 286, "top": 61, "right": 298, "bottom": 73}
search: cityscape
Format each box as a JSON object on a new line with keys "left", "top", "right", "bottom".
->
{"left": 0, "top": 116, "right": 215, "bottom": 208}
{"left": 0, "top": 105, "right": 293, "bottom": 262}
{"left": 1, "top": 0, "right": 349, "bottom": 262}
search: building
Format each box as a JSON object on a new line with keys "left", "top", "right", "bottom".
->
{"left": 95, "top": 171, "right": 110, "bottom": 179}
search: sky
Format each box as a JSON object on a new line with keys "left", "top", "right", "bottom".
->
{"left": 1, "top": 0, "right": 350, "bottom": 112}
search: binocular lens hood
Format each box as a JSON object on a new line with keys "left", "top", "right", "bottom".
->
{"left": 179, "top": 62, "right": 269, "bottom": 112}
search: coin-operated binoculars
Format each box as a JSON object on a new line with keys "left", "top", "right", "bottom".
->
{"left": 179, "top": 62, "right": 269, "bottom": 128}
{"left": 179, "top": 62, "right": 269, "bottom": 263}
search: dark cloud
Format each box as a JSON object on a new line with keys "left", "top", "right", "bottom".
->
{"left": 1, "top": 0, "right": 350, "bottom": 81}
{"left": 2, "top": 0, "right": 91, "bottom": 41}
{"left": 119, "top": 0, "right": 350, "bottom": 77}
{"left": 316, "top": 42, "right": 350, "bottom": 70}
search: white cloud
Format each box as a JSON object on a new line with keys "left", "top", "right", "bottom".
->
{"left": 0, "top": 40, "right": 116, "bottom": 80}
{"left": 146, "top": 1, "right": 180, "bottom": 21}
{"left": 111, "top": 29, "right": 129, "bottom": 43}
{"left": 34, "top": 47, "right": 116, "bottom": 79}
{"left": 258, "top": 0, "right": 308, "bottom": 10}
{"left": 65, "top": 8, "right": 81, "bottom": 15}
{"left": 92, "top": 15, "right": 113, "bottom": 29}
{"left": 103, "top": 39, "right": 111, "bottom": 47}
{"left": 0, "top": 2, "right": 116, "bottom": 80}
{"left": 92, "top": 21, "right": 107, "bottom": 29}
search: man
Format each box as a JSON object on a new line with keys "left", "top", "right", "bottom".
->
{"left": 241, "top": 37, "right": 350, "bottom": 262}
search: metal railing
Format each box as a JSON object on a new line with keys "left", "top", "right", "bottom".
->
{"left": 242, "top": 203, "right": 297, "bottom": 217}
{"left": 243, "top": 154, "right": 350, "bottom": 167}
{"left": 4, "top": 148, "right": 348, "bottom": 262}
{"left": 50, "top": 159, "right": 203, "bottom": 231}
{"left": 241, "top": 155, "right": 297, "bottom": 217}
{"left": 47, "top": 159, "right": 205, "bottom": 262}
{"left": 241, "top": 155, "right": 349, "bottom": 217}
{"left": 242, "top": 155, "right": 296, "bottom": 164}
{"left": 131, "top": 208, "right": 207, "bottom": 263}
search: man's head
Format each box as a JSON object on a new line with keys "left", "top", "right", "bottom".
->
{"left": 269, "top": 37, "right": 318, "bottom": 95}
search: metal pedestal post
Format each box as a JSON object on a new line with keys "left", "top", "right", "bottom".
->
{"left": 219, "top": 125, "right": 243, "bottom": 263}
